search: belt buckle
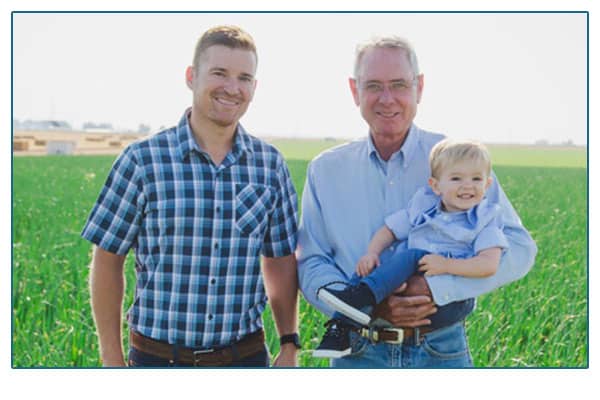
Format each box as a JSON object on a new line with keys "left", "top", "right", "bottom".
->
{"left": 359, "top": 327, "right": 379, "bottom": 343}
{"left": 193, "top": 348, "right": 215, "bottom": 366}
{"left": 382, "top": 328, "right": 404, "bottom": 344}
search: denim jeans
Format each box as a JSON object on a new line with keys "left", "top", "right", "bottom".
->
{"left": 331, "top": 321, "right": 473, "bottom": 368}
{"left": 128, "top": 344, "right": 270, "bottom": 367}
{"left": 361, "top": 248, "right": 429, "bottom": 303}
{"left": 353, "top": 245, "right": 475, "bottom": 329}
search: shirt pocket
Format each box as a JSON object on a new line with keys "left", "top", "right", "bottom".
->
{"left": 235, "top": 184, "right": 275, "bottom": 237}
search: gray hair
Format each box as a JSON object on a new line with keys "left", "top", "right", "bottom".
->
{"left": 353, "top": 36, "right": 420, "bottom": 79}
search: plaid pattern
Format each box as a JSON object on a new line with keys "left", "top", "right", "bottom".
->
{"left": 82, "top": 109, "right": 298, "bottom": 348}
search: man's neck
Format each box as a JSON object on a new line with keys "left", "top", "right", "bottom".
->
{"left": 371, "top": 131, "right": 408, "bottom": 161}
{"left": 189, "top": 114, "right": 236, "bottom": 166}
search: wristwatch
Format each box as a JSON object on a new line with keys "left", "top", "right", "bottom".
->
{"left": 280, "top": 333, "right": 301, "bottom": 349}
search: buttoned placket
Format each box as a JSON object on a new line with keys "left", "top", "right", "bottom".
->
{"left": 206, "top": 164, "right": 227, "bottom": 328}
{"left": 383, "top": 151, "right": 407, "bottom": 215}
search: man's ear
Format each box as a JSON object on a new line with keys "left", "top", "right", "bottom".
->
{"left": 349, "top": 77, "right": 360, "bottom": 106}
{"left": 416, "top": 73, "right": 424, "bottom": 104}
{"left": 185, "top": 66, "right": 194, "bottom": 89}
{"left": 428, "top": 177, "right": 441, "bottom": 195}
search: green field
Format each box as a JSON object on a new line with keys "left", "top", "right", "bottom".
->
{"left": 12, "top": 140, "right": 587, "bottom": 367}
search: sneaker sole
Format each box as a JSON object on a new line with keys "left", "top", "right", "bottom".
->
{"left": 318, "top": 290, "right": 371, "bottom": 325}
{"left": 312, "top": 348, "right": 352, "bottom": 359}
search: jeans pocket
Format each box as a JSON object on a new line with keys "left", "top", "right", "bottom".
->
{"left": 421, "top": 323, "right": 470, "bottom": 360}
{"left": 128, "top": 347, "right": 170, "bottom": 367}
{"left": 344, "top": 331, "right": 370, "bottom": 358}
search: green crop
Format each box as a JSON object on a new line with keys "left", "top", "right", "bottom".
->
{"left": 12, "top": 142, "right": 587, "bottom": 367}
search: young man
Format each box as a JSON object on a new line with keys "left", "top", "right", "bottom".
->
{"left": 297, "top": 36, "right": 537, "bottom": 367}
{"left": 83, "top": 26, "right": 300, "bottom": 367}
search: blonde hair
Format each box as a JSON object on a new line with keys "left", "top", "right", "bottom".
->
{"left": 429, "top": 139, "right": 492, "bottom": 179}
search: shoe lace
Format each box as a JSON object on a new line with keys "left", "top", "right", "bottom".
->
{"left": 323, "top": 319, "right": 350, "bottom": 337}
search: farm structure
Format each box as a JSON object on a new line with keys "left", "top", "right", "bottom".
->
{"left": 13, "top": 130, "right": 147, "bottom": 156}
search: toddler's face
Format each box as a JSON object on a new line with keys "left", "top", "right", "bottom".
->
{"left": 429, "top": 161, "right": 492, "bottom": 212}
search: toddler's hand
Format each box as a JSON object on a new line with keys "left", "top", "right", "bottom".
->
{"left": 418, "top": 254, "right": 448, "bottom": 276}
{"left": 356, "top": 253, "right": 380, "bottom": 277}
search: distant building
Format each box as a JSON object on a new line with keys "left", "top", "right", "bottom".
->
{"left": 14, "top": 119, "right": 72, "bottom": 131}
{"left": 47, "top": 140, "right": 76, "bottom": 155}
{"left": 83, "top": 122, "right": 114, "bottom": 133}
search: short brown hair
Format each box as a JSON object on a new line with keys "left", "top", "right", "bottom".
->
{"left": 192, "top": 25, "right": 257, "bottom": 69}
{"left": 429, "top": 139, "right": 492, "bottom": 179}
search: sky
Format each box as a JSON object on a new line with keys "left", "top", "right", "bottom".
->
{"left": 12, "top": 11, "right": 587, "bottom": 145}
{"left": 3, "top": 1, "right": 597, "bottom": 399}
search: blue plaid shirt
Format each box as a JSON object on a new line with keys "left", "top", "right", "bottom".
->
{"left": 82, "top": 110, "right": 298, "bottom": 348}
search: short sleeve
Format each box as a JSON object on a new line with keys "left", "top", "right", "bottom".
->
{"left": 81, "top": 147, "right": 145, "bottom": 255}
{"left": 473, "top": 216, "right": 509, "bottom": 254}
{"left": 384, "top": 209, "right": 411, "bottom": 241}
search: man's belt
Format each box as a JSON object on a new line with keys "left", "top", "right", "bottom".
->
{"left": 130, "top": 329, "right": 265, "bottom": 366}
{"left": 353, "top": 325, "right": 436, "bottom": 345}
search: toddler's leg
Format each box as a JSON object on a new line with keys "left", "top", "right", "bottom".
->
{"left": 361, "top": 248, "right": 429, "bottom": 303}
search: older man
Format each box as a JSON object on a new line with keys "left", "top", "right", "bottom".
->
{"left": 297, "top": 36, "right": 536, "bottom": 367}
{"left": 83, "top": 26, "right": 300, "bottom": 367}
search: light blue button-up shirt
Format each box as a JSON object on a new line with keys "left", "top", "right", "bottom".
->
{"left": 297, "top": 124, "right": 537, "bottom": 314}
{"left": 385, "top": 186, "right": 509, "bottom": 259}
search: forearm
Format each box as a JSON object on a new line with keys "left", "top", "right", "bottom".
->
{"left": 426, "top": 227, "right": 537, "bottom": 305}
{"left": 297, "top": 254, "right": 348, "bottom": 316}
{"left": 89, "top": 246, "right": 126, "bottom": 366}
{"left": 444, "top": 248, "right": 502, "bottom": 278}
{"left": 262, "top": 255, "right": 298, "bottom": 336}
{"left": 367, "top": 226, "right": 396, "bottom": 255}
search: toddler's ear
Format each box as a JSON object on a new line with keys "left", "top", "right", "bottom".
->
{"left": 428, "top": 177, "right": 441, "bottom": 195}
{"left": 485, "top": 176, "right": 493, "bottom": 190}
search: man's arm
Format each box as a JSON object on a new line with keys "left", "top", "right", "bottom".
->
{"left": 89, "top": 246, "right": 127, "bottom": 367}
{"left": 262, "top": 254, "right": 298, "bottom": 367}
{"left": 297, "top": 163, "right": 351, "bottom": 316}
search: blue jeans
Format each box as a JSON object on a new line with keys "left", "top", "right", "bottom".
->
{"left": 128, "top": 344, "right": 270, "bottom": 367}
{"left": 331, "top": 321, "right": 473, "bottom": 368}
{"left": 361, "top": 248, "right": 428, "bottom": 303}
{"left": 351, "top": 247, "right": 475, "bottom": 329}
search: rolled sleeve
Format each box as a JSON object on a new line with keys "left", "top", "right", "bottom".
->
{"left": 474, "top": 224, "right": 509, "bottom": 255}
{"left": 261, "top": 160, "right": 298, "bottom": 258}
{"left": 384, "top": 209, "right": 411, "bottom": 241}
{"left": 297, "top": 162, "right": 348, "bottom": 316}
{"left": 81, "top": 147, "right": 144, "bottom": 255}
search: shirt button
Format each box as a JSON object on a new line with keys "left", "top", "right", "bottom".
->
{"left": 210, "top": 278, "right": 216, "bottom": 285}
{"left": 208, "top": 314, "right": 213, "bottom": 320}
{"left": 214, "top": 242, "right": 219, "bottom": 249}
{"left": 216, "top": 206, "right": 220, "bottom": 213}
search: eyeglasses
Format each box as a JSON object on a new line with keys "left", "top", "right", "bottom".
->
{"left": 359, "top": 77, "right": 418, "bottom": 95}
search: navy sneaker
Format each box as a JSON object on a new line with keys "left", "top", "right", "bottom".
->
{"left": 312, "top": 319, "right": 352, "bottom": 358}
{"left": 317, "top": 284, "right": 376, "bottom": 326}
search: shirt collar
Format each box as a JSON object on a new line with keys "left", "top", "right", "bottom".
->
{"left": 366, "top": 124, "right": 420, "bottom": 169}
{"left": 175, "top": 108, "right": 253, "bottom": 161}
{"left": 431, "top": 196, "right": 481, "bottom": 226}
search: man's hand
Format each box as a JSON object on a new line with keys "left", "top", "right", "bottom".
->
{"left": 418, "top": 254, "right": 450, "bottom": 276}
{"left": 372, "top": 274, "right": 437, "bottom": 327}
{"left": 356, "top": 253, "right": 380, "bottom": 277}
{"left": 272, "top": 344, "right": 298, "bottom": 367}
